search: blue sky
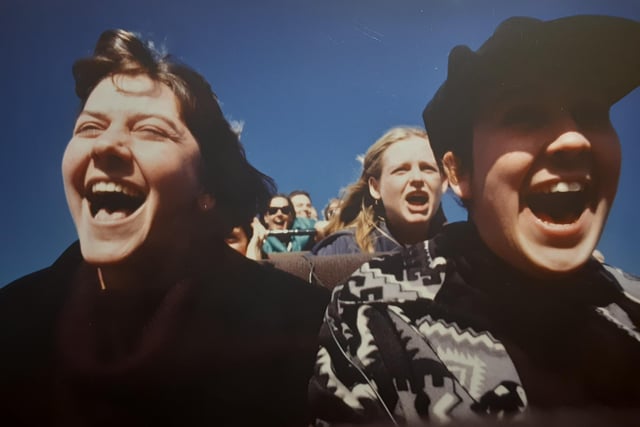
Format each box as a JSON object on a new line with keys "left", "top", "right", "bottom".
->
{"left": 1, "top": 0, "right": 639, "bottom": 285}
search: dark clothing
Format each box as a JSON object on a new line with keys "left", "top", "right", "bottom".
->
{"left": 309, "top": 222, "right": 640, "bottom": 425}
{"left": 311, "top": 222, "right": 401, "bottom": 255}
{"left": 0, "top": 240, "right": 329, "bottom": 427}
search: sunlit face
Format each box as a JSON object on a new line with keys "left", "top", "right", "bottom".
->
{"left": 62, "top": 74, "right": 205, "bottom": 267}
{"left": 290, "top": 194, "right": 313, "bottom": 218}
{"left": 264, "top": 196, "right": 293, "bottom": 230}
{"left": 225, "top": 226, "right": 249, "bottom": 255}
{"left": 369, "top": 135, "right": 447, "bottom": 244}
{"left": 453, "top": 87, "right": 620, "bottom": 277}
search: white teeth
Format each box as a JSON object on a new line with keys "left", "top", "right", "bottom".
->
{"left": 546, "top": 181, "right": 583, "bottom": 193}
{"left": 91, "top": 181, "right": 140, "bottom": 197}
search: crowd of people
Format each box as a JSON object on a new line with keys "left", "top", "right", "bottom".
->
{"left": 2, "top": 13, "right": 640, "bottom": 427}
{"left": 227, "top": 132, "right": 448, "bottom": 259}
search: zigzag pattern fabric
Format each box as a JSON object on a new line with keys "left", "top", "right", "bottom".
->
{"left": 310, "top": 243, "right": 526, "bottom": 425}
{"left": 309, "top": 223, "right": 640, "bottom": 426}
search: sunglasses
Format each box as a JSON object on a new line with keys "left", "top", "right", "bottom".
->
{"left": 267, "top": 206, "right": 292, "bottom": 215}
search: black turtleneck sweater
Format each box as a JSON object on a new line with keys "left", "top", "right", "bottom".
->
{"left": 0, "top": 240, "right": 329, "bottom": 427}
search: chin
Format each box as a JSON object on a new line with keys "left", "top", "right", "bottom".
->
{"left": 512, "top": 200, "right": 609, "bottom": 277}
{"left": 517, "top": 239, "right": 599, "bottom": 278}
{"left": 404, "top": 212, "right": 431, "bottom": 224}
{"left": 78, "top": 235, "right": 145, "bottom": 266}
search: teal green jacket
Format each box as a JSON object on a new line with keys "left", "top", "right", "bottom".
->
{"left": 262, "top": 217, "right": 316, "bottom": 254}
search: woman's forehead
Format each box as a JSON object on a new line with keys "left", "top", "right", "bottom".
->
{"left": 382, "top": 136, "right": 436, "bottom": 165}
{"left": 474, "top": 81, "right": 611, "bottom": 122}
{"left": 270, "top": 197, "right": 289, "bottom": 206}
{"left": 85, "top": 75, "right": 181, "bottom": 116}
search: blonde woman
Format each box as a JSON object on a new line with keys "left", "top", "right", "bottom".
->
{"left": 313, "top": 127, "right": 447, "bottom": 255}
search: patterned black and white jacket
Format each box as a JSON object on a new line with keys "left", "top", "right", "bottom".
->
{"left": 309, "top": 222, "right": 640, "bottom": 426}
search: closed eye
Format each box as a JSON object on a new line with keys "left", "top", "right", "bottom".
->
{"left": 129, "top": 114, "right": 182, "bottom": 142}
{"left": 136, "top": 126, "right": 171, "bottom": 140}
{"left": 391, "top": 165, "right": 410, "bottom": 174}
{"left": 572, "top": 105, "right": 611, "bottom": 130}
{"left": 74, "top": 122, "right": 104, "bottom": 138}
{"left": 419, "top": 163, "right": 439, "bottom": 173}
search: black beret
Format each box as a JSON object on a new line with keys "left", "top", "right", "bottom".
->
{"left": 423, "top": 15, "right": 640, "bottom": 161}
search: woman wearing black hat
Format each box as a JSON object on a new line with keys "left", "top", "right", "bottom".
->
{"left": 310, "top": 15, "right": 640, "bottom": 426}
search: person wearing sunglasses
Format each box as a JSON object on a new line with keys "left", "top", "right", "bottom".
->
{"left": 262, "top": 194, "right": 318, "bottom": 254}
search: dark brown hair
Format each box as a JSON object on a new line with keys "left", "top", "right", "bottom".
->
{"left": 72, "top": 29, "right": 275, "bottom": 234}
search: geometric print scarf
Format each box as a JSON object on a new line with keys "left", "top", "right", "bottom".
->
{"left": 310, "top": 241, "right": 527, "bottom": 425}
{"left": 311, "top": 220, "right": 640, "bottom": 426}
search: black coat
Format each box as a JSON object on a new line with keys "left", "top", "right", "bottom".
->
{"left": 0, "top": 241, "right": 329, "bottom": 427}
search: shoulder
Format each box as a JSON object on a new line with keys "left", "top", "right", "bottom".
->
{"left": 1, "top": 241, "right": 81, "bottom": 305}
{"left": 428, "top": 221, "right": 477, "bottom": 256}
{"left": 220, "top": 249, "right": 330, "bottom": 325}
{"left": 370, "top": 227, "right": 401, "bottom": 253}
{"left": 0, "top": 242, "right": 81, "bottom": 366}
{"left": 311, "top": 229, "right": 360, "bottom": 255}
{"left": 251, "top": 257, "right": 329, "bottom": 304}
{"left": 604, "top": 264, "right": 640, "bottom": 301}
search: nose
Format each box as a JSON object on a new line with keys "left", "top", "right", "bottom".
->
{"left": 91, "top": 127, "right": 133, "bottom": 167}
{"left": 545, "top": 129, "right": 592, "bottom": 170}
{"left": 408, "top": 167, "right": 426, "bottom": 187}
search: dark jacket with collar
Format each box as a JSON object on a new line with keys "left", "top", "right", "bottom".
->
{"left": 0, "top": 240, "right": 329, "bottom": 427}
{"left": 309, "top": 222, "right": 640, "bottom": 425}
{"left": 311, "top": 221, "right": 401, "bottom": 256}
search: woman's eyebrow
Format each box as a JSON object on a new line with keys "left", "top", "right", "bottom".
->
{"left": 76, "top": 110, "right": 109, "bottom": 121}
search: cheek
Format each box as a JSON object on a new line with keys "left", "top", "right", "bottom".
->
{"left": 379, "top": 176, "right": 402, "bottom": 201}
{"left": 595, "top": 134, "right": 621, "bottom": 199}
{"left": 61, "top": 139, "right": 90, "bottom": 196}
{"left": 475, "top": 151, "right": 531, "bottom": 197}
{"left": 427, "top": 175, "right": 445, "bottom": 197}
{"left": 469, "top": 159, "right": 520, "bottom": 229}
{"left": 147, "top": 148, "right": 203, "bottom": 200}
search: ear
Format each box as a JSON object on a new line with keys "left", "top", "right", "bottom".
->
{"left": 442, "top": 152, "right": 471, "bottom": 200}
{"left": 440, "top": 174, "right": 449, "bottom": 195}
{"left": 368, "top": 176, "right": 381, "bottom": 200}
{"left": 197, "top": 193, "right": 216, "bottom": 212}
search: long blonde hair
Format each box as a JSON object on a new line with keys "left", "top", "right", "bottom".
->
{"left": 326, "top": 127, "right": 445, "bottom": 253}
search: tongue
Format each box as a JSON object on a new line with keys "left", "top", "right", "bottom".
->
{"left": 94, "top": 208, "right": 130, "bottom": 222}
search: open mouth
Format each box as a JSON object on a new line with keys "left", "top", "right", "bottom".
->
{"left": 87, "top": 181, "right": 146, "bottom": 221}
{"left": 524, "top": 181, "right": 591, "bottom": 225}
{"left": 273, "top": 219, "right": 287, "bottom": 228}
{"left": 406, "top": 192, "right": 429, "bottom": 206}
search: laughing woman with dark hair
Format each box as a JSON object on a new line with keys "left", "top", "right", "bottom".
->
{"left": 0, "top": 29, "right": 328, "bottom": 426}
